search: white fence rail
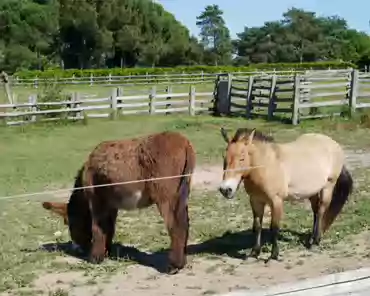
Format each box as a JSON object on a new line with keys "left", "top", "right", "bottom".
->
{"left": 0, "top": 85, "right": 214, "bottom": 126}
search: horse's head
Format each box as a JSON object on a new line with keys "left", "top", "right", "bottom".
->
{"left": 218, "top": 127, "right": 258, "bottom": 199}
{"left": 42, "top": 187, "right": 92, "bottom": 254}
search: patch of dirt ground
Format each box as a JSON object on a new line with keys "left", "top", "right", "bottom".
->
{"left": 9, "top": 232, "right": 370, "bottom": 296}
{"left": 4, "top": 149, "right": 370, "bottom": 296}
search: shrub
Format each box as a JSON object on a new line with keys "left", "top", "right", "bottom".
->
{"left": 14, "top": 61, "right": 356, "bottom": 79}
{"left": 37, "top": 80, "right": 69, "bottom": 119}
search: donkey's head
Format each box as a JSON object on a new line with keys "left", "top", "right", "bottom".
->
{"left": 42, "top": 168, "right": 92, "bottom": 253}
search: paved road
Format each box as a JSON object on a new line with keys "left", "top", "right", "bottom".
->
{"left": 218, "top": 267, "right": 370, "bottom": 296}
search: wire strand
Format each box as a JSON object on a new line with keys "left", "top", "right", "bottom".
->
{"left": 0, "top": 166, "right": 263, "bottom": 202}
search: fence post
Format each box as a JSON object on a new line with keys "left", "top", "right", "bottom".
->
{"left": 110, "top": 88, "right": 118, "bottom": 120}
{"left": 267, "top": 74, "right": 277, "bottom": 121}
{"left": 349, "top": 69, "right": 358, "bottom": 117}
{"left": 29, "top": 94, "right": 37, "bottom": 122}
{"left": 189, "top": 85, "right": 195, "bottom": 116}
{"left": 149, "top": 86, "right": 156, "bottom": 115}
{"left": 34, "top": 77, "right": 38, "bottom": 89}
{"left": 227, "top": 73, "right": 232, "bottom": 115}
{"left": 246, "top": 75, "right": 254, "bottom": 119}
{"left": 292, "top": 74, "right": 301, "bottom": 125}
{"left": 117, "top": 87, "right": 123, "bottom": 114}
{"left": 165, "top": 86, "right": 172, "bottom": 115}
{"left": 90, "top": 74, "right": 93, "bottom": 86}
{"left": 74, "top": 92, "right": 82, "bottom": 120}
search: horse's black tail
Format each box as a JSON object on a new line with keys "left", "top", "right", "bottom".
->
{"left": 322, "top": 165, "right": 353, "bottom": 233}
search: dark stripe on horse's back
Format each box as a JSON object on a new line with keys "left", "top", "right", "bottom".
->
{"left": 232, "top": 128, "right": 274, "bottom": 143}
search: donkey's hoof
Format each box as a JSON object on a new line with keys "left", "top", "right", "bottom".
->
{"left": 166, "top": 263, "right": 183, "bottom": 275}
{"left": 88, "top": 252, "right": 105, "bottom": 264}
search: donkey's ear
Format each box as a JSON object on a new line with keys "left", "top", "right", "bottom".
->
{"left": 220, "top": 127, "right": 230, "bottom": 143}
{"left": 42, "top": 201, "right": 68, "bottom": 225}
{"left": 247, "top": 128, "right": 256, "bottom": 145}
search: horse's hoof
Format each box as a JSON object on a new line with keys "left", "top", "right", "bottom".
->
{"left": 248, "top": 248, "right": 261, "bottom": 259}
{"left": 264, "top": 256, "right": 281, "bottom": 264}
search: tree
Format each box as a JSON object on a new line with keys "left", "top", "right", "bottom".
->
{"left": 233, "top": 7, "right": 370, "bottom": 65}
{"left": 0, "top": 0, "right": 206, "bottom": 71}
{"left": 196, "top": 4, "right": 232, "bottom": 65}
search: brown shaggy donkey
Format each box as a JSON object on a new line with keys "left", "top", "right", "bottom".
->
{"left": 42, "top": 131, "right": 196, "bottom": 274}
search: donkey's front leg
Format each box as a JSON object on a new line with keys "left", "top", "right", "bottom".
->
{"left": 89, "top": 199, "right": 111, "bottom": 264}
{"left": 104, "top": 208, "right": 118, "bottom": 257}
{"left": 90, "top": 218, "right": 106, "bottom": 264}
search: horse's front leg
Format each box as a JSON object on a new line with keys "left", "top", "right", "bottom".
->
{"left": 268, "top": 197, "right": 283, "bottom": 261}
{"left": 249, "top": 196, "right": 265, "bottom": 259}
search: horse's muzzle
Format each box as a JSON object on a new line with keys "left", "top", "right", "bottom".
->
{"left": 219, "top": 186, "right": 235, "bottom": 199}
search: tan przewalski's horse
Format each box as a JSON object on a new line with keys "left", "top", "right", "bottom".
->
{"left": 219, "top": 128, "right": 353, "bottom": 261}
{"left": 42, "top": 131, "right": 196, "bottom": 274}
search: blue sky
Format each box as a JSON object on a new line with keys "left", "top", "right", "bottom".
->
{"left": 157, "top": 0, "right": 370, "bottom": 38}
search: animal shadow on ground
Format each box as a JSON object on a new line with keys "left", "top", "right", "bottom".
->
{"left": 23, "top": 228, "right": 309, "bottom": 274}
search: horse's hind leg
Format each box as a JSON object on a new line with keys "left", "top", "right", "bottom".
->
{"left": 309, "top": 183, "right": 335, "bottom": 247}
{"left": 157, "top": 198, "right": 189, "bottom": 275}
{"left": 308, "top": 194, "right": 320, "bottom": 248}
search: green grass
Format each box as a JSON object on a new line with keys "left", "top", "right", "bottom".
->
{"left": 1, "top": 114, "right": 370, "bottom": 293}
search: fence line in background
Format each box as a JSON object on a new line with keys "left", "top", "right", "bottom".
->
{"left": 0, "top": 85, "right": 214, "bottom": 126}
{"left": 2, "top": 68, "right": 370, "bottom": 126}
{"left": 8, "top": 69, "right": 322, "bottom": 88}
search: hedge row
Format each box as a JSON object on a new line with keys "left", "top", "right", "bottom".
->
{"left": 14, "top": 61, "right": 356, "bottom": 79}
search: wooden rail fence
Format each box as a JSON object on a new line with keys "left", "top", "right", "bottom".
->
{"left": 2, "top": 69, "right": 370, "bottom": 126}
{"left": 0, "top": 86, "right": 214, "bottom": 126}
{"left": 216, "top": 69, "right": 370, "bottom": 124}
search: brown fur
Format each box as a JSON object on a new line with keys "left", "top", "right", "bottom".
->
{"left": 219, "top": 127, "right": 353, "bottom": 261}
{"left": 42, "top": 131, "right": 196, "bottom": 274}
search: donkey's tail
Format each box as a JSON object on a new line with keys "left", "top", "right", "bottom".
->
{"left": 178, "top": 141, "right": 196, "bottom": 204}
{"left": 322, "top": 165, "right": 353, "bottom": 233}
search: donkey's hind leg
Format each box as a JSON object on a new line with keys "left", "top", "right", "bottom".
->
{"left": 157, "top": 198, "right": 189, "bottom": 275}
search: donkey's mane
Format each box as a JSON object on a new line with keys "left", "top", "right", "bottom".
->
{"left": 231, "top": 128, "right": 274, "bottom": 143}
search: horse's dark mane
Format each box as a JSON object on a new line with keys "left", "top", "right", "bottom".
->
{"left": 232, "top": 128, "right": 274, "bottom": 143}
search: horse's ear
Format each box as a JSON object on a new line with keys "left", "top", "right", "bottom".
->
{"left": 220, "top": 127, "right": 230, "bottom": 143}
{"left": 247, "top": 128, "right": 256, "bottom": 145}
{"left": 42, "top": 201, "right": 68, "bottom": 225}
